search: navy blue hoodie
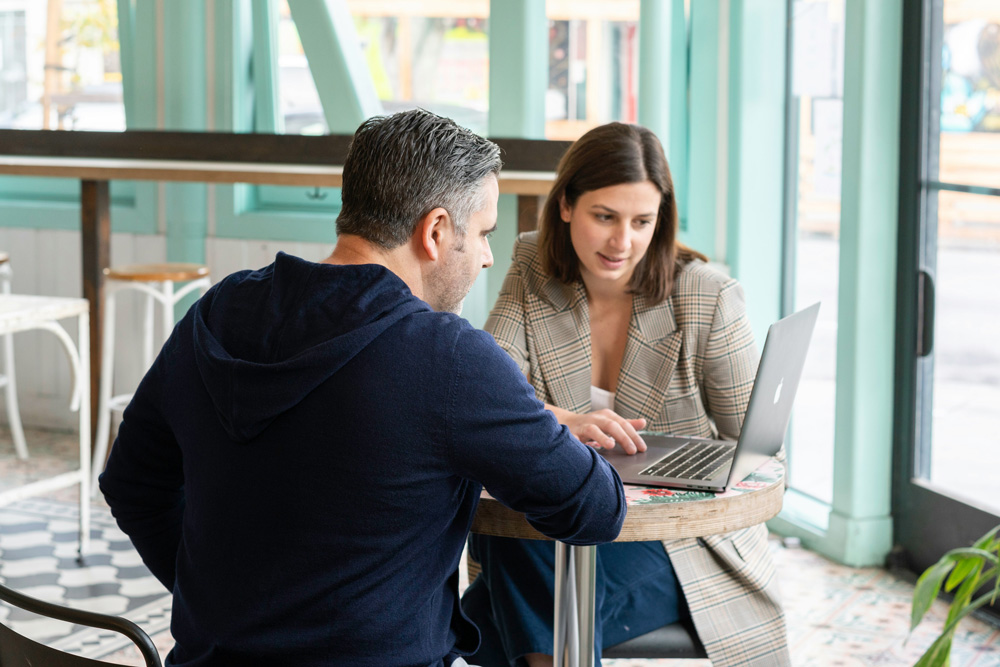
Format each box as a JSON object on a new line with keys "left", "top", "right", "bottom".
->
{"left": 100, "top": 252, "right": 626, "bottom": 666}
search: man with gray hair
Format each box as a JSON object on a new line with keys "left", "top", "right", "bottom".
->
{"left": 100, "top": 109, "right": 626, "bottom": 667}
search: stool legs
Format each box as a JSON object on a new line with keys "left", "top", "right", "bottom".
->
{"left": 93, "top": 292, "right": 118, "bottom": 491}
{"left": 0, "top": 264, "right": 28, "bottom": 459}
{"left": 77, "top": 311, "right": 91, "bottom": 558}
{"left": 160, "top": 280, "right": 174, "bottom": 348}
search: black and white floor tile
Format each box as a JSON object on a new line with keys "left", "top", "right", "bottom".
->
{"left": 0, "top": 497, "right": 172, "bottom": 661}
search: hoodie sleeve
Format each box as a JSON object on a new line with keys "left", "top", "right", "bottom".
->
{"left": 98, "top": 347, "right": 184, "bottom": 592}
{"left": 446, "top": 328, "right": 626, "bottom": 545}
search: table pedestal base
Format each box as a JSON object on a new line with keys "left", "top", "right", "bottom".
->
{"left": 554, "top": 543, "right": 598, "bottom": 667}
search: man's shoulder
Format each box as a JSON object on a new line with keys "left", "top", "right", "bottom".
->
{"left": 388, "top": 310, "right": 500, "bottom": 358}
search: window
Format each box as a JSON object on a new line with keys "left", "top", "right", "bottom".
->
{"left": 0, "top": 0, "right": 124, "bottom": 131}
{"left": 922, "top": 1, "right": 1000, "bottom": 510}
{"left": 545, "top": 1, "right": 639, "bottom": 140}
{"left": 276, "top": 1, "right": 325, "bottom": 135}
{"left": 784, "top": 0, "right": 846, "bottom": 504}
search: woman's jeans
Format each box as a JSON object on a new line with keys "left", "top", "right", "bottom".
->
{"left": 462, "top": 535, "right": 687, "bottom": 667}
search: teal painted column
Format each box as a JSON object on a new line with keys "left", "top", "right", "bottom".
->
{"left": 121, "top": 0, "right": 161, "bottom": 129}
{"left": 214, "top": 0, "right": 255, "bottom": 135}
{"left": 163, "top": 0, "right": 208, "bottom": 268}
{"left": 487, "top": 0, "right": 546, "bottom": 139}
{"left": 251, "top": 0, "right": 284, "bottom": 133}
{"left": 638, "top": 0, "right": 688, "bottom": 230}
{"left": 725, "top": 0, "right": 787, "bottom": 346}
{"left": 116, "top": 0, "right": 137, "bottom": 128}
{"left": 826, "top": 0, "right": 902, "bottom": 567}
{"left": 467, "top": 0, "right": 548, "bottom": 329}
{"left": 685, "top": 0, "right": 720, "bottom": 259}
{"left": 287, "top": 0, "right": 382, "bottom": 134}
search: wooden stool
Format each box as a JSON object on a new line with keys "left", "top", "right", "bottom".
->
{"left": 92, "top": 263, "right": 211, "bottom": 493}
{"left": 0, "top": 252, "right": 28, "bottom": 460}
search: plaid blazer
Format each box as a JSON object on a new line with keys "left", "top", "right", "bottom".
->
{"left": 484, "top": 232, "right": 791, "bottom": 666}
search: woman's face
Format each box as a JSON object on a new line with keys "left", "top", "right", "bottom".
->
{"left": 562, "top": 180, "right": 661, "bottom": 291}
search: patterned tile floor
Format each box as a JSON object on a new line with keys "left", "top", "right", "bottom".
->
{"left": 0, "top": 427, "right": 998, "bottom": 666}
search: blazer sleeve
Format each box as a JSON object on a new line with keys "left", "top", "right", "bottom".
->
{"left": 483, "top": 243, "right": 531, "bottom": 379}
{"left": 701, "top": 278, "right": 759, "bottom": 442}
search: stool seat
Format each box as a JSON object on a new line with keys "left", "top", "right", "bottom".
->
{"left": 603, "top": 620, "right": 707, "bottom": 659}
{"left": 104, "top": 263, "right": 209, "bottom": 282}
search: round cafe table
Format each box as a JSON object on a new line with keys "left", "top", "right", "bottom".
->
{"left": 470, "top": 458, "right": 786, "bottom": 667}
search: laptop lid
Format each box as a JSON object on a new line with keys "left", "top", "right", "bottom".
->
{"left": 722, "top": 301, "right": 820, "bottom": 488}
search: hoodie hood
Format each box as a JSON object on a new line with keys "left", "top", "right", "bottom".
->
{"left": 192, "top": 252, "right": 428, "bottom": 442}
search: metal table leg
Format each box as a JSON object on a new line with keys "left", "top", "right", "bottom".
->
{"left": 553, "top": 543, "right": 599, "bottom": 667}
{"left": 574, "top": 545, "right": 598, "bottom": 667}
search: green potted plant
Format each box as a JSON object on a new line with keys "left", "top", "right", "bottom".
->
{"left": 909, "top": 524, "right": 1000, "bottom": 666}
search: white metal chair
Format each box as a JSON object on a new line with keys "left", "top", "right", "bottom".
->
{"left": 0, "top": 293, "right": 91, "bottom": 556}
{"left": 92, "top": 263, "right": 210, "bottom": 494}
{"left": 0, "top": 251, "right": 28, "bottom": 460}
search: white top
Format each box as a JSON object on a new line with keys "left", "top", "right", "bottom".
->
{"left": 590, "top": 385, "right": 615, "bottom": 412}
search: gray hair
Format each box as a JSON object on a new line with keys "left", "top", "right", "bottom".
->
{"left": 335, "top": 109, "right": 502, "bottom": 249}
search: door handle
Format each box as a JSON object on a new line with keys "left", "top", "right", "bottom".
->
{"left": 917, "top": 269, "right": 935, "bottom": 358}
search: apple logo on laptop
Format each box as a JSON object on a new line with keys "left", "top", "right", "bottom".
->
{"left": 773, "top": 378, "right": 784, "bottom": 405}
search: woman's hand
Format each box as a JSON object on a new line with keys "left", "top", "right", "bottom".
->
{"left": 546, "top": 404, "right": 647, "bottom": 455}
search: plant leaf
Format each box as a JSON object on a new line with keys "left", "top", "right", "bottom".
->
{"left": 914, "top": 632, "right": 953, "bottom": 667}
{"left": 944, "top": 556, "right": 977, "bottom": 593}
{"left": 935, "top": 591, "right": 995, "bottom": 642}
{"left": 945, "top": 561, "right": 982, "bottom": 628}
{"left": 972, "top": 524, "right": 1000, "bottom": 551}
{"left": 940, "top": 547, "right": 999, "bottom": 567}
{"left": 912, "top": 559, "right": 956, "bottom": 631}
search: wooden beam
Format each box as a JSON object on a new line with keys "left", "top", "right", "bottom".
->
{"left": 0, "top": 130, "right": 572, "bottom": 172}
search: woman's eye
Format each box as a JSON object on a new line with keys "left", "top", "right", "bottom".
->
{"left": 595, "top": 214, "right": 613, "bottom": 222}
{"left": 635, "top": 219, "right": 653, "bottom": 226}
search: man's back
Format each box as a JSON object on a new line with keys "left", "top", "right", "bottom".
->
{"left": 101, "top": 253, "right": 626, "bottom": 666}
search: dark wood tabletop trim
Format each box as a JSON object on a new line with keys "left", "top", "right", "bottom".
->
{"left": 0, "top": 130, "right": 573, "bottom": 172}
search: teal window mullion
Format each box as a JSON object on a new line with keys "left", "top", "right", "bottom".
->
{"left": 286, "top": 0, "right": 381, "bottom": 135}
{"left": 251, "top": 0, "right": 283, "bottom": 134}
{"left": 116, "top": 0, "right": 137, "bottom": 128}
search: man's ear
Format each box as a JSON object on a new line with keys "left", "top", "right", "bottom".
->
{"left": 417, "top": 207, "right": 451, "bottom": 261}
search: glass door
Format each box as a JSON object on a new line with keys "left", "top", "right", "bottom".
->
{"left": 894, "top": 0, "right": 1000, "bottom": 591}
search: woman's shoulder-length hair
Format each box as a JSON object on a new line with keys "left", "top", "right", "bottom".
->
{"left": 537, "top": 122, "right": 707, "bottom": 304}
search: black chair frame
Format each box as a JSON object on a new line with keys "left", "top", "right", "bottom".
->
{"left": 0, "top": 580, "right": 162, "bottom": 666}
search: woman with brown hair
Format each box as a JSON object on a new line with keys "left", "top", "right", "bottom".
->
{"left": 461, "top": 123, "right": 790, "bottom": 667}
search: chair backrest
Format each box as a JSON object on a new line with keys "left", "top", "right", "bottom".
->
{"left": 0, "top": 581, "right": 162, "bottom": 667}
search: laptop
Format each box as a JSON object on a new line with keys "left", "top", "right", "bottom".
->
{"left": 599, "top": 302, "right": 820, "bottom": 492}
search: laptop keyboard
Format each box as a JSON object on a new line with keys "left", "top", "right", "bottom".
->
{"left": 640, "top": 441, "right": 735, "bottom": 481}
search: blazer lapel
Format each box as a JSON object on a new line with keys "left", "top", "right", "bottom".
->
{"left": 614, "top": 293, "right": 684, "bottom": 422}
{"left": 530, "top": 279, "right": 593, "bottom": 413}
